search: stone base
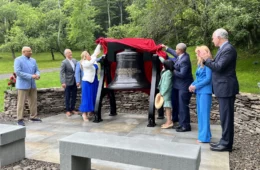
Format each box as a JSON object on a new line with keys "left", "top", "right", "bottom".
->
{"left": 0, "top": 139, "right": 25, "bottom": 167}
{"left": 0, "top": 124, "right": 26, "bottom": 168}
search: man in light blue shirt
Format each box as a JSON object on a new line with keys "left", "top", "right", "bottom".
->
{"left": 14, "top": 46, "right": 42, "bottom": 126}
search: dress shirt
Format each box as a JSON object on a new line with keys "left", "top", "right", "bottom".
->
{"left": 67, "top": 59, "right": 75, "bottom": 71}
{"left": 219, "top": 41, "right": 229, "bottom": 50}
{"left": 177, "top": 53, "right": 184, "bottom": 60}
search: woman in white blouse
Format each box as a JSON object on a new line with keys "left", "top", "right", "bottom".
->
{"left": 78, "top": 44, "right": 101, "bottom": 121}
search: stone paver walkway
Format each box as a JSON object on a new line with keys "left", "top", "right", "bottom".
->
{"left": 25, "top": 113, "right": 229, "bottom": 170}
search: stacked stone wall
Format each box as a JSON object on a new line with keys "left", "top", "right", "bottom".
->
{"left": 4, "top": 88, "right": 260, "bottom": 134}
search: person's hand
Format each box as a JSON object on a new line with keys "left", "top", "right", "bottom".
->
{"left": 32, "top": 74, "right": 38, "bottom": 79}
{"left": 189, "top": 85, "right": 196, "bottom": 93}
{"left": 35, "top": 75, "right": 40, "bottom": 80}
{"left": 62, "top": 83, "right": 66, "bottom": 88}
{"left": 161, "top": 44, "right": 166, "bottom": 48}
{"left": 76, "top": 83, "right": 80, "bottom": 87}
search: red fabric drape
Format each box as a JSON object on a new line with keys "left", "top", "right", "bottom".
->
{"left": 95, "top": 37, "right": 166, "bottom": 92}
{"left": 96, "top": 37, "right": 167, "bottom": 58}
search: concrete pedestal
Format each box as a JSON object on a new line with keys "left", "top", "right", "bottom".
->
{"left": 0, "top": 124, "right": 26, "bottom": 167}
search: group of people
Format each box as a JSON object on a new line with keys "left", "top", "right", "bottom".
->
{"left": 60, "top": 44, "right": 102, "bottom": 122}
{"left": 13, "top": 44, "right": 102, "bottom": 126}
{"left": 14, "top": 27, "right": 238, "bottom": 152}
{"left": 158, "top": 28, "right": 239, "bottom": 152}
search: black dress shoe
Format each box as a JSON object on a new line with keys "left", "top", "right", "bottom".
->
{"left": 209, "top": 142, "right": 220, "bottom": 147}
{"left": 172, "top": 125, "right": 182, "bottom": 129}
{"left": 210, "top": 145, "right": 232, "bottom": 152}
{"left": 176, "top": 127, "right": 191, "bottom": 132}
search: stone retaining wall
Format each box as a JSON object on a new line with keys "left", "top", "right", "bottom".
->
{"left": 3, "top": 88, "right": 260, "bottom": 134}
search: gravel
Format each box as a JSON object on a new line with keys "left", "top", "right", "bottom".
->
{"left": 1, "top": 158, "right": 59, "bottom": 170}
{"left": 0, "top": 111, "right": 259, "bottom": 170}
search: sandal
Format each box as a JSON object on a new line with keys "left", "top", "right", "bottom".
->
{"left": 66, "top": 111, "right": 72, "bottom": 117}
{"left": 82, "top": 113, "right": 89, "bottom": 122}
{"left": 161, "top": 123, "right": 173, "bottom": 129}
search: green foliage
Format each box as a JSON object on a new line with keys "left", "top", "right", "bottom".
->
{"left": 106, "top": 24, "right": 141, "bottom": 38}
{"left": 65, "top": 0, "right": 99, "bottom": 50}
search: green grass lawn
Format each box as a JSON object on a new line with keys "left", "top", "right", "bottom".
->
{"left": 0, "top": 71, "right": 61, "bottom": 112}
{"left": 0, "top": 48, "right": 259, "bottom": 112}
{"left": 0, "top": 51, "right": 82, "bottom": 74}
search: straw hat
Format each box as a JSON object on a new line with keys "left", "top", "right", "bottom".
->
{"left": 155, "top": 93, "right": 164, "bottom": 109}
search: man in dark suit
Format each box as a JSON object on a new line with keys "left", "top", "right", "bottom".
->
{"left": 200, "top": 28, "right": 239, "bottom": 152}
{"left": 162, "top": 43, "right": 193, "bottom": 132}
{"left": 60, "top": 49, "right": 78, "bottom": 117}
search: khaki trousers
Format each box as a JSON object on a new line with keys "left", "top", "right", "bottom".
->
{"left": 17, "top": 89, "right": 37, "bottom": 120}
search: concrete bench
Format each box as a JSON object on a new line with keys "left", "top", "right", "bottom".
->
{"left": 59, "top": 132, "right": 201, "bottom": 170}
{"left": 0, "top": 124, "right": 26, "bottom": 167}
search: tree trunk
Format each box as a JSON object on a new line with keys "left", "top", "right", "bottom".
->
{"left": 202, "top": 0, "right": 210, "bottom": 46}
{"left": 251, "top": 26, "right": 259, "bottom": 43}
{"left": 119, "top": 1, "right": 123, "bottom": 25}
{"left": 11, "top": 48, "right": 15, "bottom": 59}
{"left": 107, "top": 0, "right": 111, "bottom": 28}
{"left": 51, "top": 48, "right": 55, "bottom": 60}
{"left": 248, "top": 32, "right": 253, "bottom": 49}
{"left": 57, "top": 0, "right": 62, "bottom": 48}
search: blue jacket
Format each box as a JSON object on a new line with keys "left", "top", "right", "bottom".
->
{"left": 75, "top": 61, "right": 83, "bottom": 84}
{"left": 166, "top": 47, "right": 193, "bottom": 90}
{"left": 14, "top": 55, "right": 40, "bottom": 89}
{"left": 192, "top": 65, "right": 212, "bottom": 94}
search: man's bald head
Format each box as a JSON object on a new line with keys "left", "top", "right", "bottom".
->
{"left": 64, "top": 49, "right": 72, "bottom": 59}
{"left": 22, "top": 46, "right": 32, "bottom": 57}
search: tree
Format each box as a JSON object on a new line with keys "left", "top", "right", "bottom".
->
{"left": 64, "top": 0, "right": 99, "bottom": 51}
{"left": 0, "top": 1, "right": 21, "bottom": 58}
{"left": 39, "top": 0, "right": 67, "bottom": 59}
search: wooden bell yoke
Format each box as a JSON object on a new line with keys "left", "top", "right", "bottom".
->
{"left": 94, "top": 37, "right": 167, "bottom": 127}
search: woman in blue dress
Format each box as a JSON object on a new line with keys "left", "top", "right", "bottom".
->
{"left": 189, "top": 45, "right": 212, "bottom": 143}
{"left": 77, "top": 44, "right": 101, "bottom": 121}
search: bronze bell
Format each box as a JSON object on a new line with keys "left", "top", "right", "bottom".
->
{"left": 108, "top": 49, "right": 150, "bottom": 90}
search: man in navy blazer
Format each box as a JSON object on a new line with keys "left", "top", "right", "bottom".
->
{"left": 200, "top": 28, "right": 239, "bottom": 152}
{"left": 162, "top": 43, "right": 193, "bottom": 132}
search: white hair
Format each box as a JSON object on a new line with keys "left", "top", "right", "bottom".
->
{"left": 214, "top": 28, "right": 228, "bottom": 39}
{"left": 176, "top": 43, "right": 187, "bottom": 52}
{"left": 64, "top": 49, "right": 71, "bottom": 56}
{"left": 22, "top": 46, "right": 31, "bottom": 52}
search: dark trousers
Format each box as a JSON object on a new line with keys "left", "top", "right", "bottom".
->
{"left": 217, "top": 96, "right": 235, "bottom": 148}
{"left": 172, "top": 88, "right": 192, "bottom": 129}
{"left": 65, "top": 83, "right": 77, "bottom": 112}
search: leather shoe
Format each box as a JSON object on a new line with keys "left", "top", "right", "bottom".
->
{"left": 209, "top": 142, "right": 220, "bottom": 147}
{"left": 172, "top": 125, "right": 182, "bottom": 129}
{"left": 210, "top": 145, "right": 232, "bottom": 152}
{"left": 176, "top": 127, "right": 191, "bottom": 132}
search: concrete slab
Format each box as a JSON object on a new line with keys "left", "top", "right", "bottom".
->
{"left": 24, "top": 113, "right": 229, "bottom": 170}
{"left": 60, "top": 132, "right": 201, "bottom": 170}
{"left": 0, "top": 124, "right": 26, "bottom": 167}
